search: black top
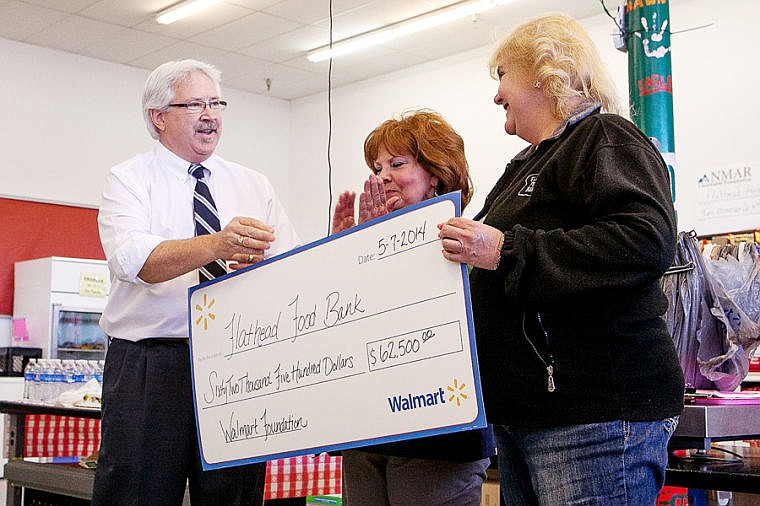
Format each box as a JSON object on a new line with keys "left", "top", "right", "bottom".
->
{"left": 470, "top": 107, "right": 685, "bottom": 427}
{"left": 358, "top": 424, "right": 495, "bottom": 461}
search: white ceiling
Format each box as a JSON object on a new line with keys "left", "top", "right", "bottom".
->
{"left": 0, "top": 0, "right": 611, "bottom": 100}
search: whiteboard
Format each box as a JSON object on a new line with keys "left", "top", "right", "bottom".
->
{"left": 188, "top": 192, "right": 486, "bottom": 470}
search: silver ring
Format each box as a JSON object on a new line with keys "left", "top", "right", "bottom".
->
{"left": 238, "top": 235, "right": 244, "bottom": 246}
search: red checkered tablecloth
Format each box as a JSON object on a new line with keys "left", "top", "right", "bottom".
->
{"left": 15, "top": 413, "right": 341, "bottom": 499}
{"left": 264, "top": 454, "right": 342, "bottom": 499}
{"left": 24, "top": 414, "right": 100, "bottom": 458}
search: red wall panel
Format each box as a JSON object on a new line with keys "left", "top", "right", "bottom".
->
{"left": 0, "top": 198, "right": 105, "bottom": 315}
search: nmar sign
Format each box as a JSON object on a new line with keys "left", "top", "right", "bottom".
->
{"left": 696, "top": 162, "right": 760, "bottom": 234}
{"left": 698, "top": 165, "right": 752, "bottom": 186}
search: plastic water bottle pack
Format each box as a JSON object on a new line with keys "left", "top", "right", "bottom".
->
{"left": 22, "top": 358, "right": 103, "bottom": 404}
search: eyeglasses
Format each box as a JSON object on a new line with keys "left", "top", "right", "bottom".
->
{"left": 167, "top": 99, "right": 228, "bottom": 113}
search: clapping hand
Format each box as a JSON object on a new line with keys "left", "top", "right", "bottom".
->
{"left": 331, "top": 191, "right": 357, "bottom": 235}
{"left": 358, "top": 175, "right": 392, "bottom": 223}
{"left": 332, "top": 175, "right": 393, "bottom": 235}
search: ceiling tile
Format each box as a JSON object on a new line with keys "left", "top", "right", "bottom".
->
{"left": 127, "top": 41, "right": 228, "bottom": 71}
{"left": 134, "top": 2, "right": 256, "bottom": 40}
{"left": 93, "top": 28, "right": 178, "bottom": 63}
{"left": 255, "top": 73, "right": 328, "bottom": 100}
{"left": 253, "top": 61, "right": 317, "bottom": 82}
{"left": 27, "top": 16, "right": 137, "bottom": 56}
{"left": 0, "top": 1, "right": 69, "bottom": 41}
{"left": 421, "top": 0, "right": 458, "bottom": 7}
{"left": 20, "top": 0, "right": 101, "bottom": 13}
{"left": 222, "top": 74, "right": 269, "bottom": 95}
{"left": 262, "top": 0, "right": 333, "bottom": 25}
{"left": 79, "top": 0, "right": 169, "bottom": 27}
{"left": 211, "top": 52, "right": 271, "bottom": 80}
{"left": 311, "top": 0, "right": 441, "bottom": 37}
{"left": 382, "top": 16, "right": 501, "bottom": 58}
{"left": 326, "top": 49, "right": 427, "bottom": 88}
{"left": 361, "top": 0, "right": 448, "bottom": 27}
{"left": 225, "top": 0, "right": 283, "bottom": 10}
{"left": 189, "top": 11, "right": 301, "bottom": 52}
{"left": 238, "top": 25, "right": 330, "bottom": 63}
{"left": 264, "top": 0, "right": 417, "bottom": 27}
{"left": 479, "top": 0, "right": 603, "bottom": 29}
{"left": 225, "top": 59, "right": 318, "bottom": 95}
{"left": 222, "top": 61, "right": 318, "bottom": 96}
{"left": 280, "top": 40, "right": 411, "bottom": 81}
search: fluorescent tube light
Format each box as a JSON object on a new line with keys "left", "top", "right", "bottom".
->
{"left": 156, "top": 0, "right": 224, "bottom": 25}
{"left": 307, "top": 0, "right": 518, "bottom": 63}
{"left": 308, "top": 31, "right": 395, "bottom": 63}
{"left": 394, "top": 0, "right": 494, "bottom": 37}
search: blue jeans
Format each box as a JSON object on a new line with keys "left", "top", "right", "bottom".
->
{"left": 494, "top": 418, "right": 679, "bottom": 505}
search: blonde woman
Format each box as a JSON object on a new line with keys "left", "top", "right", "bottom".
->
{"left": 438, "top": 13, "right": 684, "bottom": 504}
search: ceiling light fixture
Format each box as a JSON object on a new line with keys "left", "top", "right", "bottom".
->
{"left": 307, "top": 0, "right": 518, "bottom": 63}
{"left": 156, "top": 0, "right": 224, "bottom": 25}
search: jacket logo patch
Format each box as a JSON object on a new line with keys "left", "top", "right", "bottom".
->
{"left": 518, "top": 174, "right": 538, "bottom": 197}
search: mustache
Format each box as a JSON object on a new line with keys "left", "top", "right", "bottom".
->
{"left": 196, "top": 120, "right": 218, "bottom": 131}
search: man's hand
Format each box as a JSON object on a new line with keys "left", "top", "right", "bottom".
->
{"left": 224, "top": 216, "right": 275, "bottom": 269}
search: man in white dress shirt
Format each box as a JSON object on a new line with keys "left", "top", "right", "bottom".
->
{"left": 93, "top": 59, "right": 300, "bottom": 506}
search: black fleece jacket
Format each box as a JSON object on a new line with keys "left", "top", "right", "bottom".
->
{"left": 470, "top": 108, "right": 685, "bottom": 427}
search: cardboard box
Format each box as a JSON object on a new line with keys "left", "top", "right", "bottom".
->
{"left": 481, "top": 478, "right": 500, "bottom": 506}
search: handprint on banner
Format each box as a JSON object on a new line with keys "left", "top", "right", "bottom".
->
{"left": 635, "top": 12, "right": 671, "bottom": 58}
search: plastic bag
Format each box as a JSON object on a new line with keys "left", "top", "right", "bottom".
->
{"left": 703, "top": 242, "right": 760, "bottom": 364}
{"left": 660, "top": 233, "right": 758, "bottom": 391}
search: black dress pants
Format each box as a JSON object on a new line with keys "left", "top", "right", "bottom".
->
{"left": 91, "top": 338, "right": 265, "bottom": 506}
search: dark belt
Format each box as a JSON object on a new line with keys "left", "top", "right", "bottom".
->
{"left": 144, "top": 338, "right": 189, "bottom": 345}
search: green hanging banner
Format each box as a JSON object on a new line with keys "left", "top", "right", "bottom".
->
{"left": 624, "top": 0, "right": 676, "bottom": 207}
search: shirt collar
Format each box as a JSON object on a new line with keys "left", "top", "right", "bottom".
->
{"left": 154, "top": 142, "right": 220, "bottom": 181}
{"left": 514, "top": 100, "right": 602, "bottom": 161}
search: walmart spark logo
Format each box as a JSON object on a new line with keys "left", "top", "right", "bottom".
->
{"left": 386, "top": 378, "right": 469, "bottom": 413}
{"left": 194, "top": 293, "right": 216, "bottom": 330}
{"left": 447, "top": 378, "right": 468, "bottom": 407}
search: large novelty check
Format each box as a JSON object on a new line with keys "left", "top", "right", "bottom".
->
{"left": 188, "top": 193, "right": 486, "bottom": 470}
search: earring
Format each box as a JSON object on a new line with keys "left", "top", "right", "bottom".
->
{"left": 534, "top": 81, "right": 542, "bottom": 89}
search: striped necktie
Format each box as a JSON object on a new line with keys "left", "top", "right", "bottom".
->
{"left": 190, "top": 163, "right": 227, "bottom": 282}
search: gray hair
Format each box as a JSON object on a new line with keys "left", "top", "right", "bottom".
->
{"left": 142, "top": 59, "right": 222, "bottom": 140}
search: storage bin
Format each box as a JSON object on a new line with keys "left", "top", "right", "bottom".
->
{"left": 0, "top": 346, "right": 42, "bottom": 376}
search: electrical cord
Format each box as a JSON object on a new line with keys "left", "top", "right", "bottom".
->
{"left": 599, "top": 0, "right": 713, "bottom": 39}
{"left": 326, "top": 0, "right": 334, "bottom": 237}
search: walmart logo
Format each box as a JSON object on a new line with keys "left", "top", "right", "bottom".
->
{"left": 447, "top": 378, "right": 468, "bottom": 406}
{"left": 387, "top": 378, "right": 469, "bottom": 413}
{"left": 194, "top": 293, "right": 216, "bottom": 331}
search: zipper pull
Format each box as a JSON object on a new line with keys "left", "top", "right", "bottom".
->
{"left": 547, "top": 364, "right": 556, "bottom": 393}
